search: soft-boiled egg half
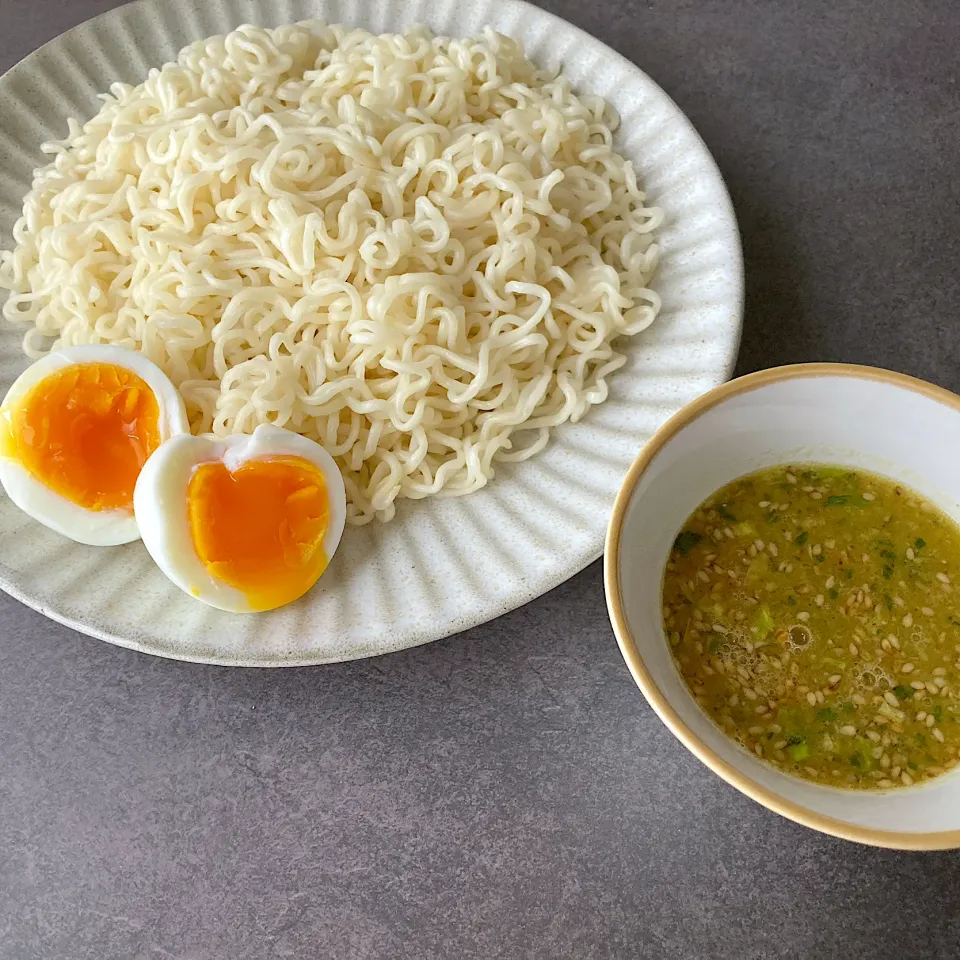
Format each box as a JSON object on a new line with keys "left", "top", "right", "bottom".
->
{"left": 134, "top": 424, "right": 346, "bottom": 613}
{"left": 0, "top": 345, "right": 188, "bottom": 545}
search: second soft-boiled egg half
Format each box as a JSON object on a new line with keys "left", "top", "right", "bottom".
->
{"left": 0, "top": 345, "right": 188, "bottom": 545}
{"left": 134, "top": 424, "right": 346, "bottom": 613}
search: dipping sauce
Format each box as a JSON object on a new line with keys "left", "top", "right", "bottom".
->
{"left": 662, "top": 464, "right": 960, "bottom": 790}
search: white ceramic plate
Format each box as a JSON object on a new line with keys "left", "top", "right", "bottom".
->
{"left": 0, "top": 0, "right": 742, "bottom": 665}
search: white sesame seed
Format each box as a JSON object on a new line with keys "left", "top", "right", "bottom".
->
{"left": 802, "top": 485, "right": 814, "bottom": 493}
{"left": 862, "top": 554, "right": 870, "bottom": 563}
{"left": 889, "top": 635, "right": 901, "bottom": 650}
{"left": 812, "top": 544, "right": 822, "bottom": 555}
{"left": 815, "top": 594, "right": 824, "bottom": 607}
{"left": 934, "top": 677, "right": 947, "bottom": 688}
{"left": 934, "top": 667, "right": 947, "bottom": 676}
{"left": 901, "top": 772, "right": 914, "bottom": 786}
{"left": 862, "top": 492, "right": 875, "bottom": 501}
{"left": 866, "top": 731, "right": 881, "bottom": 742}
{"left": 902, "top": 663, "right": 914, "bottom": 674}
{"left": 894, "top": 596, "right": 905, "bottom": 607}
{"left": 786, "top": 473, "right": 796, "bottom": 484}
{"left": 797, "top": 612, "right": 810, "bottom": 622}
{"left": 829, "top": 674, "right": 842, "bottom": 685}
{"left": 933, "top": 728, "right": 946, "bottom": 743}
{"left": 839, "top": 725, "right": 857, "bottom": 736}
{"left": 922, "top": 607, "right": 934, "bottom": 617}
{"left": 826, "top": 576, "right": 835, "bottom": 589}
{"left": 849, "top": 643, "right": 859, "bottom": 656}
{"left": 811, "top": 492, "right": 822, "bottom": 500}
{"left": 911, "top": 681, "right": 926, "bottom": 691}
{"left": 902, "top": 613, "right": 913, "bottom": 628}
{"left": 926, "top": 714, "right": 936, "bottom": 728}
{"left": 806, "top": 691, "right": 817, "bottom": 706}
{"left": 697, "top": 570, "right": 710, "bottom": 583}
{"left": 937, "top": 573, "right": 950, "bottom": 584}
{"left": 768, "top": 543, "right": 778, "bottom": 557}
{"left": 906, "top": 548, "right": 916, "bottom": 561}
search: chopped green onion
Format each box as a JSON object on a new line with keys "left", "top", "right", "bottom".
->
{"left": 673, "top": 530, "right": 703, "bottom": 556}
{"left": 795, "top": 531, "right": 809, "bottom": 546}
{"left": 754, "top": 606, "right": 775, "bottom": 640}
{"left": 915, "top": 538, "right": 926, "bottom": 550}
{"left": 893, "top": 685, "right": 914, "bottom": 701}
{"left": 816, "top": 708, "right": 837, "bottom": 723}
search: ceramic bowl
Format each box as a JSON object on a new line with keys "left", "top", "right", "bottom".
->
{"left": 604, "top": 363, "right": 960, "bottom": 849}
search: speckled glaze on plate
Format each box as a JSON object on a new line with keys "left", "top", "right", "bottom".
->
{"left": 0, "top": 0, "right": 742, "bottom": 665}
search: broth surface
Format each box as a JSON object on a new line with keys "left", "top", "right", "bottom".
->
{"left": 662, "top": 464, "right": 960, "bottom": 790}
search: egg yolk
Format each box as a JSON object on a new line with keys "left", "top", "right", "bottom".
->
{"left": 187, "top": 457, "right": 331, "bottom": 612}
{"left": 0, "top": 362, "right": 161, "bottom": 512}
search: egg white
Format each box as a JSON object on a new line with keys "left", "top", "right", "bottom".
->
{"left": 133, "top": 424, "right": 347, "bottom": 613}
{"left": 0, "top": 345, "right": 189, "bottom": 546}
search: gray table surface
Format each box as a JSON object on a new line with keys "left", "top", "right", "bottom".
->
{"left": 2, "top": 1, "right": 959, "bottom": 957}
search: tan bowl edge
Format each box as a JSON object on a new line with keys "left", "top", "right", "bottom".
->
{"left": 604, "top": 362, "right": 960, "bottom": 851}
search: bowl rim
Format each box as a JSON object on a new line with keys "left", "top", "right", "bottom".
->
{"left": 604, "top": 361, "right": 960, "bottom": 850}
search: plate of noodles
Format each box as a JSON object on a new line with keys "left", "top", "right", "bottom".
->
{"left": 0, "top": 0, "right": 742, "bottom": 665}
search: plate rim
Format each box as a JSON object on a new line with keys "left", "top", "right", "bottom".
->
{"left": 0, "top": 0, "right": 744, "bottom": 666}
